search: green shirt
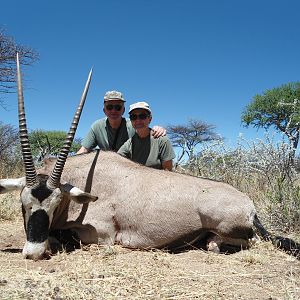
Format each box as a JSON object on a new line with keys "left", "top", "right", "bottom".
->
{"left": 117, "top": 132, "right": 175, "bottom": 169}
{"left": 81, "top": 117, "right": 135, "bottom": 151}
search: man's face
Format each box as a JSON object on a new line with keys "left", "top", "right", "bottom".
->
{"left": 103, "top": 100, "right": 125, "bottom": 120}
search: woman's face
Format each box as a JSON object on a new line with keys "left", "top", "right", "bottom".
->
{"left": 129, "top": 109, "right": 152, "bottom": 130}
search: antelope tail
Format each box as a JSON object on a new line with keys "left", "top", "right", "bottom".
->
{"left": 254, "top": 214, "right": 300, "bottom": 259}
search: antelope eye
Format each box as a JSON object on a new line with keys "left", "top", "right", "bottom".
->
{"left": 26, "top": 204, "right": 33, "bottom": 210}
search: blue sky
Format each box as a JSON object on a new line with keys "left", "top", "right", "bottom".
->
{"left": 1, "top": 0, "right": 300, "bottom": 149}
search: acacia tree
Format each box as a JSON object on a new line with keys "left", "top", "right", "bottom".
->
{"left": 29, "top": 130, "right": 82, "bottom": 162}
{"left": 167, "top": 119, "right": 221, "bottom": 165}
{"left": 0, "top": 28, "right": 38, "bottom": 107}
{"left": 242, "top": 82, "right": 300, "bottom": 159}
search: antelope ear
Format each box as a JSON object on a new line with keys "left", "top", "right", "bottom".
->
{"left": 61, "top": 183, "right": 98, "bottom": 204}
{"left": 0, "top": 177, "right": 26, "bottom": 194}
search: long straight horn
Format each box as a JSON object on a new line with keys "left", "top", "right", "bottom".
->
{"left": 47, "top": 69, "right": 93, "bottom": 189}
{"left": 17, "top": 53, "right": 37, "bottom": 187}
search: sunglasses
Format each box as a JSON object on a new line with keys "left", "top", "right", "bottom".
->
{"left": 105, "top": 104, "right": 123, "bottom": 111}
{"left": 129, "top": 113, "right": 150, "bottom": 121}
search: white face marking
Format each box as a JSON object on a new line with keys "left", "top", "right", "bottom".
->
{"left": 21, "top": 186, "right": 62, "bottom": 229}
{"left": 22, "top": 240, "right": 49, "bottom": 260}
{"left": 20, "top": 184, "right": 63, "bottom": 260}
{"left": 21, "top": 187, "right": 36, "bottom": 229}
{"left": 43, "top": 188, "right": 63, "bottom": 224}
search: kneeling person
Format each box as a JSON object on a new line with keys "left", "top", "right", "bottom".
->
{"left": 117, "top": 102, "right": 175, "bottom": 171}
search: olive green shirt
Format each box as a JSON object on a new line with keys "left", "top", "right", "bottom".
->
{"left": 82, "top": 117, "right": 135, "bottom": 151}
{"left": 117, "top": 132, "right": 175, "bottom": 169}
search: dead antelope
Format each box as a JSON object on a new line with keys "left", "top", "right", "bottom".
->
{"left": 0, "top": 55, "right": 299, "bottom": 260}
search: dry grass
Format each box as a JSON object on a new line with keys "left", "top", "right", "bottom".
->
{"left": 0, "top": 217, "right": 299, "bottom": 300}
{"left": 0, "top": 191, "right": 21, "bottom": 221}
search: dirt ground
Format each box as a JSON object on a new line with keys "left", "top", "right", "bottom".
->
{"left": 0, "top": 219, "right": 299, "bottom": 300}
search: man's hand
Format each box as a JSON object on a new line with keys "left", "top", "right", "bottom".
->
{"left": 151, "top": 126, "right": 166, "bottom": 138}
{"left": 76, "top": 146, "right": 90, "bottom": 155}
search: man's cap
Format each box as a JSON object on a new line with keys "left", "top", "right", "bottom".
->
{"left": 104, "top": 90, "right": 125, "bottom": 102}
{"left": 129, "top": 101, "right": 152, "bottom": 114}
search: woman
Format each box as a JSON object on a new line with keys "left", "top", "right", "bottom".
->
{"left": 117, "top": 101, "right": 175, "bottom": 170}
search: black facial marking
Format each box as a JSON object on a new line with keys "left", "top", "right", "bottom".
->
{"left": 22, "top": 205, "right": 26, "bottom": 230}
{"left": 27, "top": 209, "right": 49, "bottom": 243}
{"left": 31, "top": 174, "right": 53, "bottom": 202}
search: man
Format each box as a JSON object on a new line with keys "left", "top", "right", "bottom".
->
{"left": 77, "top": 91, "right": 166, "bottom": 154}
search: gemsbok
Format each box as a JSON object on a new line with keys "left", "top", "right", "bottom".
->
{"left": 0, "top": 54, "right": 299, "bottom": 260}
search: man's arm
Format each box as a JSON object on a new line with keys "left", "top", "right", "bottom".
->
{"left": 162, "top": 160, "right": 173, "bottom": 171}
{"left": 151, "top": 126, "right": 166, "bottom": 138}
{"left": 76, "top": 146, "right": 90, "bottom": 154}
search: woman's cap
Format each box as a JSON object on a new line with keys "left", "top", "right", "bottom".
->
{"left": 104, "top": 90, "right": 125, "bottom": 102}
{"left": 129, "top": 101, "right": 151, "bottom": 114}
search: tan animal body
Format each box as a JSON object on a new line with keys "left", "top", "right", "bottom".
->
{"left": 40, "top": 150, "right": 258, "bottom": 251}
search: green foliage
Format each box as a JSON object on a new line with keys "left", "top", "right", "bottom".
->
{"left": 28, "top": 130, "right": 82, "bottom": 162}
{"left": 242, "top": 82, "right": 300, "bottom": 154}
{"left": 242, "top": 82, "right": 300, "bottom": 129}
{"left": 0, "top": 123, "right": 82, "bottom": 177}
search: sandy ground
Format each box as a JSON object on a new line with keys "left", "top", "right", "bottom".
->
{"left": 0, "top": 219, "right": 299, "bottom": 300}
